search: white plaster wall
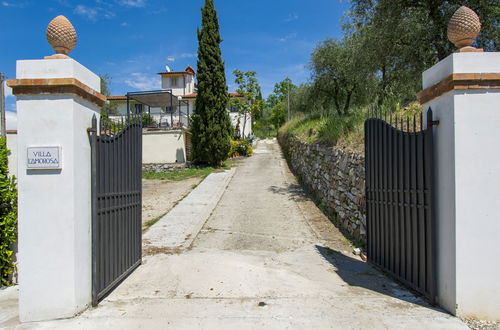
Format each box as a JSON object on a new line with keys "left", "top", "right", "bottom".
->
{"left": 422, "top": 52, "right": 500, "bottom": 320}
{"left": 453, "top": 90, "right": 500, "bottom": 319}
{"left": 16, "top": 59, "right": 100, "bottom": 91}
{"left": 423, "top": 92, "right": 457, "bottom": 314}
{"left": 423, "top": 53, "right": 500, "bottom": 89}
{"left": 16, "top": 59, "right": 100, "bottom": 322}
{"left": 6, "top": 132, "right": 17, "bottom": 178}
{"left": 230, "top": 112, "right": 252, "bottom": 137}
{"left": 142, "top": 130, "right": 186, "bottom": 163}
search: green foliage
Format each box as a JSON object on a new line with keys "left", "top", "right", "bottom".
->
{"left": 274, "top": 0, "right": 499, "bottom": 133}
{"left": 141, "top": 113, "right": 157, "bottom": 127}
{"left": 228, "top": 139, "right": 253, "bottom": 158}
{"left": 142, "top": 160, "right": 239, "bottom": 181}
{"left": 310, "top": 37, "right": 375, "bottom": 115}
{"left": 0, "top": 137, "right": 17, "bottom": 286}
{"left": 270, "top": 102, "right": 286, "bottom": 128}
{"left": 191, "top": 0, "right": 232, "bottom": 166}
{"left": 99, "top": 74, "right": 119, "bottom": 116}
{"left": 231, "top": 70, "right": 263, "bottom": 137}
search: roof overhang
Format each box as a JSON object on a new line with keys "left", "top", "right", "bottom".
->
{"left": 126, "top": 90, "right": 178, "bottom": 107}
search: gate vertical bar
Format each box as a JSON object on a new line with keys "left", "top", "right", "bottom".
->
{"left": 90, "top": 115, "right": 98, "bottom": 306}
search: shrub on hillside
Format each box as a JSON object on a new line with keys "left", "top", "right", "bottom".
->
{"left": 0, "top": 137, "right": 17, "bottom": 286}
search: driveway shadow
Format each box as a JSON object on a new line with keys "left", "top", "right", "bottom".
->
{"left": 267, "top": 184, "right": 308, "bottom": 202}
{"left": 315, "top": 245, "right": 444, "bottom": 312}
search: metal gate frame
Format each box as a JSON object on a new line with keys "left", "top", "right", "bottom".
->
{"left": 364, "top": 108, "right": 438, "bottom": 302}
{"left": 89, "top": 115, "right": 143, "bottom": 306}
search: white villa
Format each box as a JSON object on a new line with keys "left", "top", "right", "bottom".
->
{"left": 107, "top": 65, "right": 252, "bottom": 137}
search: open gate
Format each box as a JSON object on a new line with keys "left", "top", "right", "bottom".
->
{"left": 364, "top": 108, "right": 437, "bottom": 301}
{"left": 89, "top": 115, "right": 142, "bottom": 306}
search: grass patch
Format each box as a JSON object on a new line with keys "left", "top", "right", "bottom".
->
{"left": 279, "top": 103, "right": 422, "bottom": 151}
{"left": 143, "top": 211, "right": 169, "bottom": 233}
{"left": 142, "top": 160, "right": 240, "bottom": 181}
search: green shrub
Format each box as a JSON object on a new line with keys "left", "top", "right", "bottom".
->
{"left": 0, "top": 137, "right": 17, "bottom": 286}
{"left": 229, "top": 139, "right": 253, "bottom": 158}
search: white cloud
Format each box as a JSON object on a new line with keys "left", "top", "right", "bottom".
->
{"left": 124, "top": 73, "right": 160, "bottom": 91}
{"left": 6, "top": 111, "right": 17, "bottom": 130}
{"left": 3, "top": 81, "right": 13, "bottom": 98}
{"left": 120, "top": 22, "right": 129, "bottom": 27}
{"left": 278, "top": 33, "right": 297, "bottom": 43}
{"left": 180, "top": 53, "right": 196, "bottom": 59}
{"left": 116, "top": 0, "right": 146, "bottom": 7}
{"left": 74, "top": 5, "right": 115, "bottom": 20}
{"left": 74, "top": 5, "right": 98, "bottom": 20}
{"left": 2, "top": 1, "right": 26, "bottom": 8}
{"left": 166, "top": 56, "right": 175, "bottom": 62}
{"left": 284, "top": 13, "right": 299, "bottom": 22}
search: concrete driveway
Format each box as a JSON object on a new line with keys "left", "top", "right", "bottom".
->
{"left": 1, "top": 139, "right": 467, "bottom": 329}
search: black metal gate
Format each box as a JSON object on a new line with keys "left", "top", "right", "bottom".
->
{"left": 89, "top": 115, "right": 142, "bottom": 306}
{"left": 364, "top": 108, "right": 437, "bottom": 301}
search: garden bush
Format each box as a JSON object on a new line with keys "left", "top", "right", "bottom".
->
{"left": 0, "top": 137, "right": 17, "bottom": 286}
{"left": 229, "top": 139, "right": 253, "bottom": 158}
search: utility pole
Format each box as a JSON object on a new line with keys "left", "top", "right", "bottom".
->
{"left": 0, "top": 73, "right": 5, "bottom": 137}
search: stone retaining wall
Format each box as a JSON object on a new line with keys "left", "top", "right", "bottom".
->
{"left": 278, "top": 134, "right": 366, "bottom": 244}
{"left": 143, "top": 163, "right": 188, "bottom": 172}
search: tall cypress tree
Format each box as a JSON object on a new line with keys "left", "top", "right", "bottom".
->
{"left": 191, "top": 0, "right": 232, "bottom": 166}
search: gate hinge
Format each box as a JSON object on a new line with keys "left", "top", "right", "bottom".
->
{"left": 428, "top": 120, "right": 439, "bottom": 126}
{"left": 87, "top": 127, "right": 97, "bottom": 133}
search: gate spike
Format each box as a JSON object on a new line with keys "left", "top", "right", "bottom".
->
{"left": 406, "top": 116, "right": 410, "bottom": 132}
{"left": 413, "top": 114, "right": 417, "bottom": 132}
{"left": 420, "top": 112, "right": 423, "bottom": 131}
{"left": 401, "top": 117, "right": 404, "bottom": 132}
{"left": 390, "top": 111, "right": 393, "bottom": 126}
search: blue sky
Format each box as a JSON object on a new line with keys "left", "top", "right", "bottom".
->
{"left": 1, "top": 0, "right": 349, "bottom": 128}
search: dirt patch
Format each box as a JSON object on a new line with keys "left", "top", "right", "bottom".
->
{"left": 142, "top": 245, "right": 184, "bottom": 256}
{"left": 142, "top": 177, "right": 202, "bottom": 226}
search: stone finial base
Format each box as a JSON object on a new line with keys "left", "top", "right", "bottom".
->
{"left": 44, "top": 53, "right": 71, "bottom": 59}
{"left": 455, "top": 46, "right": 484, "bottom": 53}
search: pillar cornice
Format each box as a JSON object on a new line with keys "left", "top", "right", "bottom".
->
{"left": 7, "top": 77, "right": 106, "bottom": 107}
{"left": 417, "top": 73, "right": 500, "bottom": 104}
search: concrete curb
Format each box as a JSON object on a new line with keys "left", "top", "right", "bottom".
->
{"left": 143, "top": 167, "right": 237, "bottom": 250}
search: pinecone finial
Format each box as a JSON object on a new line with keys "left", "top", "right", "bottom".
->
{"left": 447, "top": 6, "right": 482, "bottom": 53}
{"left": 45, "top": 15, "right": 77, "bottom": 59}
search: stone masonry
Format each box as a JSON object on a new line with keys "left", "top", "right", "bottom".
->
{"left": 279, "top": 134, "right": 366, "bottom": 244}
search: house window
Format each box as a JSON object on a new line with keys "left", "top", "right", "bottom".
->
{"left": 171, "top": 78, "right": 178, "bottom": 87}
{"left": 229, "top": 105, "right": 239, "bottom": 113}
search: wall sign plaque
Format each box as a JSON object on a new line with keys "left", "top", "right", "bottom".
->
{"left": 27, "top": 146, "right": 62, "bottom": 170}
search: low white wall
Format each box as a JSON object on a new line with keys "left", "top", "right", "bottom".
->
{"left": 143, "top": 130, "right": 186, "bottom": 164}
{"left": 6, "top": 132, "right": 17, "bottom": 178}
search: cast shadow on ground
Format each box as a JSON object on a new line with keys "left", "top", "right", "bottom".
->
{"left": 267, "top": 184, "right": 309, "bottom": 202}
{"left": 315, "top": 245, "right": 444, "bottom": 312}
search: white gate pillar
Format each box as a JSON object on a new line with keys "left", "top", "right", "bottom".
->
{"left": 417, "top": 7, "right": 500, "bottom": 321}
{"left": 7, "top": 16, "right": 105, "bottom": 322}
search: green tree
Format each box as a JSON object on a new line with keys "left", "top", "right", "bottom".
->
{"left": 0, "top": 137, "right": 17, "bottom": 286}
{"left": 346, "top": 0, "right": 500, "bottom": 105}
{"left": 310, "top": 37, "right": 375, "bottom": 116}
{"left": 270, "top": 102, "right": 285, "bottom": 128}
{"left": 191, "top": 0, "right": 232, "bottom": 166}
{"left": 230, "top": 70, "right": 263, "bottom": 138}
{"left": 99, "top": 74, "right": 119, "bottom": 116}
